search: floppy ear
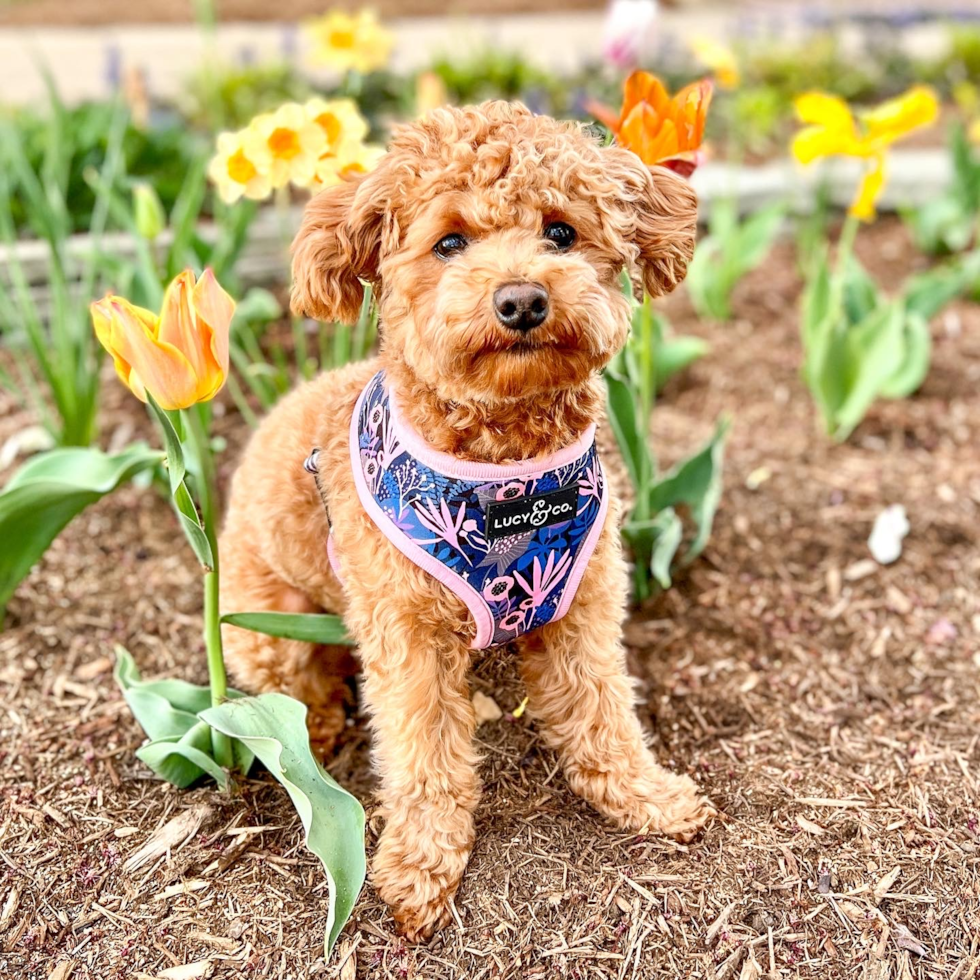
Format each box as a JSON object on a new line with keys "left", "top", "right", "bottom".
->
{"left": 608, "top": 149, "right": 699, "bottom": 298}
{"left": 290, "top": 173, "right": 383, "bottom": 323}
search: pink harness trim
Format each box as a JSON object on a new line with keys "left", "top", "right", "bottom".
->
{"left": 326, "top": 375, "right": 608, "bottom": 649}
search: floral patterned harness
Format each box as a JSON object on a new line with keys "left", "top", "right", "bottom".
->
{"left": 306, "top": 370, "right": 608, "bottom": 649}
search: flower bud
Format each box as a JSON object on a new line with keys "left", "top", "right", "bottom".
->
{"left": 133, "top": 182, "right": 167, "bottom": 241}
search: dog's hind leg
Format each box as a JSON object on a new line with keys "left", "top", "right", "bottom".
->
{"left": 219, "top": 533, "right": 354, "bottom": 756}
{"left": 517, "top": 518, "right": 715, "bottom": 841}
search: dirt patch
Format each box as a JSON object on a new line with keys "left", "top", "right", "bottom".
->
{"left": 1, "top": 217, "right": 978, "bottom": 979}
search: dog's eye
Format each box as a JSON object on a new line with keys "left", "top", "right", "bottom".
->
{"left": 434, "top": 233, "right": 468, "bottom": 260}
{"left": 543, "top": 222, "right": 577, "bottom": 250}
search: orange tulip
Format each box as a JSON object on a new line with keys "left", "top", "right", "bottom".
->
{"left": 91, "top": 269, "right": 234, "bottom": 411}
{"left": 590, "top": 70, "right": 713, "bottom": 176}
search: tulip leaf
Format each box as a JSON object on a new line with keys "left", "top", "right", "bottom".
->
{"left": 146, "top": 393, "right": 186, "bottom": 494}
{"left": 0, "top": 445, "right": 162, "bottom": 622}
{"left": 221, "top": 611, "right": 354, "bottom": 646}
{"left": 173, "top": 480, "right": 214, "bottom": 569}
{"left": 201, "top": 693, "right": 366, "bottom": 955}
{"left": 604, "top": 369, "right": 654, "bottom": 493}
{"left": 646, "top": 417, "right": 730, "bottom": 562}
{"left": 137, "top": 724, "right": 232, "bottom": 790}
{"left": 879, "top": 311, "right": 931, "bottom": 401}
{"left": 114, "top": 647, "right": 254, "bottom": 788}
{"left": 655, "top": 336, "right": 709, "bottom": 393}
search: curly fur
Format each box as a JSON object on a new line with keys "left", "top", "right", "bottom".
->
{"left": 221, "top": 101, "right": 712, "bottom": 941}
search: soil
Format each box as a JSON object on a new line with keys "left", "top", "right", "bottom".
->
{"left": 0, "top": 0, "right": 604, "bottom": 27}
{"left": 1, "top": 217, "right": 978, "bottom": 979}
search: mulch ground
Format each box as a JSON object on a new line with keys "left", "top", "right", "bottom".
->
{"left": 0, "top": 216, "right": 978, "bottom": 980}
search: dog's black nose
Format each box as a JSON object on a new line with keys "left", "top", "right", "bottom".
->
{"left": 493, "top": 282, "right": 549, "bottom": 333}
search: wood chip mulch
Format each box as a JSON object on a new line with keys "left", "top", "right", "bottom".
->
{"left": 0, "top": 217, "right": 978, "bottom": 979}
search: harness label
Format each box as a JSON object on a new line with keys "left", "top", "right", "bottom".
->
{"left": 485, "top": 485, "right": 579, "bottom": 541}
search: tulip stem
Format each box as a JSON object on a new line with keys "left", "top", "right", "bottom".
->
{"left": 182, "top": 404, "right": 234, "bottom": 774}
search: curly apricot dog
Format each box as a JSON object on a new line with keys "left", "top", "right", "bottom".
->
{"left": 220, "top": 101, "right": 714, "bottom": 940}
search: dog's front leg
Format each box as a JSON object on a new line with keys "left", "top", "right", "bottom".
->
{"left": 518, "top": 524, "right": 715, "bottom": 841}
{"left": 354, "top": 607, "right": 479, "bottom": 941}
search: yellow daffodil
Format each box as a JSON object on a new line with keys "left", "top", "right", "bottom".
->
{"left": 304, "top": 96, "right": 369, "bottom": 153}
{"left": 243, "top": 103, "right": 327, "bottom": 190}
{"left": 305, "top": 9, "right": 393, "bottom": 74}
{"left": 690, "top": 36, "right": 740, "bottom": 90}
{"left": 314, "top": 141, "right": 385, "bottom": 187}
{"left": 91, "top": 270, "right": 234, "bottom": 411}
{"left": 207, "top": 130, "right": 271, "bottom": 204}
{"left": 791, "top": 85, "right": 939, "bottom": 221}
{"left": 970, "top": 117, "right": 980, "bottom": 145}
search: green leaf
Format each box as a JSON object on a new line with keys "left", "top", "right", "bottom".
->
{"left": 232, "top": 287, "right": 283, "bottom": 331}
{"left": 0, "top": 445, "right": 162, "bottom": 620}
{"left": 646, "top": 418, "right": 730, "bottom": 561}
{"left": 114, "top": 647, "right": 253, "bottom": 788}
{"left": 202, "top": 693, "right": 366, "bottom": 955}
{"left": 221, "top": 611, "right": 354, "bottom": 645}
{"left": 831, "top": 300, "right": 907, "bottom": 441}
{"left": 879, "top": 311, "right": 931, "bottom": 401}
{"left": 137, "top": 722, "right": 232, "bottom": 790}
{"left": 687, "top": 200, "right": 785, "bottom": 321}
{"left": 647, "top": 507, "right": 684, "bottom": 588}
{"left": 604, "top": 369, "right": 654, "bottom": 496}
{"left": 172, "top": 480, "right": 214, "bottom": 569}
{"left": 146, "top": 393, "right": 186, "bottom": 495}
{"left": 655, "top": 336, "right": 709, "bottom": 392}
{"left": 904, "top": 249, "right": 980, "bottom": 321}
{"left": 842, "top": 255, "right": 878, "bottom": 325}
{"left": 624, "top": 508, "right": 684, "bottom": 590}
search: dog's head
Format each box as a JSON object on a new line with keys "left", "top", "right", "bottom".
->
{"left": 291, "top": 101, "right": 697, "bottom": 404}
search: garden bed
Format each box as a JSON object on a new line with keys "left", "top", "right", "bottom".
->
{"left": 0, "top": 217, "right": 978, "bottom": 979}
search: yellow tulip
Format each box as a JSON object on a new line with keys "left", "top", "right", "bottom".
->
{"left": 304, "top": 9, "right": 393, "bottom": 74}
{"left": 690, "top": 36, "right": 740, "bottom": 90}
{"left": 792, "top": 85, "right": 939, "bottom": 221}
{"left": 91, "top": 270, "right": 234, "bottom": 411}
{"left": 849, "top": 156, "right": 886, "bottom": 222}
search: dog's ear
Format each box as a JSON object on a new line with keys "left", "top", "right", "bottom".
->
{"left": 290, "top": 172, "right": 384, "bottom": 323}
{"left": 607, "top": 148, "right": 698, "bottom": 298}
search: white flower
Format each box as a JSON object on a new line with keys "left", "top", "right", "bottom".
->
{"left": 868, "top": 504, "right": 909, "bottom": 565}
{"left": 602, "top": 0, "right": 658, "bottom": 69}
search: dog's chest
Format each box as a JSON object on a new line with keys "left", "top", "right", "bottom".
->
{"left": 307, "top": 371, "right": 609, "bottom": 649}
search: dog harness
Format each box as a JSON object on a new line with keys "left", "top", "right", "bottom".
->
{"left": 305, "top": 370, "right": 609, "bottom": 649}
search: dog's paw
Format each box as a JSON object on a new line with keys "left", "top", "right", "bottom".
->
{"left": 624, "top": 771, "right": 716, "bottom": 842}
{"left": 372, "top": 835, "right": 467, "bottom": 942}
{"left": 305, "top": 702, "right": 346, "bottom": 759}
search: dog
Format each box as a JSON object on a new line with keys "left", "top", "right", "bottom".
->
{"left": 219, "top": 100, "right": 714, "bottom": 940}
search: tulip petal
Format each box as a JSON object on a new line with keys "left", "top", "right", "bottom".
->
{"left": 849, "top": 154, "right": 887, "bottom": 222}
{"left": 157, "top": 270, "right": 208, "bottom": 384}
{"left": 862, "top": 85, "right": 938, "bottom": 146}
{"left": 794, "top": 92, "right": 855, "bottom": 133}
{"left": 190, "top": 268, "right": 235, "bottom": 401}
{"left": 791, "top": 124, "right": 861, "bottom": 164}
{"left": 622, "top": 70, "right": 669, "bottom": 124}
{"left": 620, "top": 103, "right": 664, "bottom": 164}
{"left": 97, "top": 296, "right": 200, "bottom": 410}
{"left": 92, "top": 296, "right": 160, "bottom": 394}
{"left": 584, "top": 98, "right": 622, "bottom": 133}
